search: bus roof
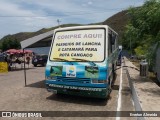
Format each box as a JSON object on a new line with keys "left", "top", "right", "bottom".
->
{"left": 54, "top": 25, "right": 118, "bottom": 35}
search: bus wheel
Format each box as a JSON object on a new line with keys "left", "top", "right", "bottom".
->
{"left": 107, "top": 79, "right": 112, "bottom": 98}
{"left": 34, "top": 64, "right": 37, "bottom": 67}
{"left": 110, "top": 67, "right": 115, "bottom": 88}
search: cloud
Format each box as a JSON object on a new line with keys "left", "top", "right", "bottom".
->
{"left": 0, "top": 0, "right": 145, "bottom": 39}
{"left": 0, "top": 0, "right": 58, "bottom": 38}
{"left": 88, "top": 1, "right": 93, "bottom": 5}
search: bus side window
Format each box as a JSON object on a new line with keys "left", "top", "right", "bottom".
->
{"left": 108, "top": 33, "right": 112, "bottom": 56}
{"left": 111, "top": 34, "right": 116, "bottom": 51}
{"left": 114, "top": 35, "right": 117, "bottom": 49}
{"left": 108, "top": 32, "right": 116, "bottom": 55}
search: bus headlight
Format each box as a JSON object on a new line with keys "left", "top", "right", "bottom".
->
{"left": 92, "top": 79, "right": 107, "bottom": 84}
{"left": 45, "top": 76, "right": 56, "bottom": 80}
{"left": 92, "top": 79, "right": 98, "bottom": 83}
{"left": 98, "top": 80, "right": 107, "bottom": 83}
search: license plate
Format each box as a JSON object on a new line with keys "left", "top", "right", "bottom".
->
{"left": 52, "top": 90, "right": 57, "bottom": 94}
{"left": 48, "top": 89, "right": 57, "bottom": 94}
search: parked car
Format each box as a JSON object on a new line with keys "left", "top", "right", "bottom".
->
{"left": 0, "top": 53, "right": 5, "bottom": 62}
{"left": 32, "top": 54, "right": 48, "bottom": 67}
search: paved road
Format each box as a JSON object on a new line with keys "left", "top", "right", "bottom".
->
{"left": 0, "top": 63, "right": 135, "bottom": 120}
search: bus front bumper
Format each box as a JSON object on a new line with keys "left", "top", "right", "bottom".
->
{"left": 45, "top": 83, "right": 111, "bottom": 99}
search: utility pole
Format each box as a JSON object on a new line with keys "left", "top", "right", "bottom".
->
{"left": 130, "top": 36, "right": 132, "bottom": 57}
{"left": 57, "top": 19, "right": 61, "bottom": 28}
{"left": 129, "top": 33, "right": 132, "bottom": 57}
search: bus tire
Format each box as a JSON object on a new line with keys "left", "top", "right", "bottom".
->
{"left": 34, "top": 64, "right": 37, "bottom": 67}
{"left": 112, "top": 64, "right": 115, "bottom": 78}
{"left": 108, "top": 73, "right": 113, "bottom": 89}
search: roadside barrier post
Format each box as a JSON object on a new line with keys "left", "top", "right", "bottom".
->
{"left": 140, "top": 60, "right": 148, "bottom": 77}
{"left": 23, "top": 49, "right": 27, "bottom": 86}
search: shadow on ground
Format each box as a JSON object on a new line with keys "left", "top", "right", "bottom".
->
{"left": 112, "top": 85, "right": 119, "bottom": 90}
{"left": 131, "top": 75, "right": 160, "bottom": 96}
{"left": 131, "top": 75, "right": 160, "bottom": 88}
{"left": 131, "top": 76, "right": 155, "bottom": 83}
{"left": 26, "top": 80, "right": 110, "bottom": 106}
{"left": 46, "top": 93, "right": 110, "bottom": 106}
{"left": 9, "top": 67, "right": 36, "bottom": 72}
{"left": 111, "top": 73, "right": 119, "bottom": 91}
{"left": 140, "top": 88, "right": 160, "bottom": 97}
{"left": 26, "top": 80, "right": 45, "bottom": 88}
{"left": 25, "top": 73, "right": 118, "bottom": 106}
{"left": 150, "top": 78, "right": 160, "bottom": 87}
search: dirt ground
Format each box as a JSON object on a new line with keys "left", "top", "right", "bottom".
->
{"left": 1, "top": 60, "right": 154, "bottom": 120}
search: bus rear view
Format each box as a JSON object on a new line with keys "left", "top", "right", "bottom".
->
{"left": 45, "top": 25, "right": 118, "bottom": 99}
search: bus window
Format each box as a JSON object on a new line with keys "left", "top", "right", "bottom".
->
{"left": 111, "top": 34, "right": 116, "bottom": 51}
{"left": 108, "top": 33, "right": 113, "bottom": 55}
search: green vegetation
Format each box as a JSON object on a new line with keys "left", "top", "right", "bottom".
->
{"left": 123, "top": 0, "right": 160, "bottom": 58}
{"left": 0, "top": 36, "right": 21, "bottom": 51}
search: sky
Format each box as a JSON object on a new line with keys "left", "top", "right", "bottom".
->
{"left": 0, "top": 0, "right": 145, "bottom": 39}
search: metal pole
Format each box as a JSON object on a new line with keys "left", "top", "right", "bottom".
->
{"left": 130, "top": 37, "right": 132, "bottom": 56}
{"left": 57, "top": 19, "right": 61, "bottom": 28}
{"left": 130, "top": 38, "right": 132, "bottom": 55}
{"left": 23, "top": 49, "right": 27, "bottom": 86}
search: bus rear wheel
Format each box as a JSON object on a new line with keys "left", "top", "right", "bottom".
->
{"left": 108, "top": 73, "right": 113, "bottom": 89}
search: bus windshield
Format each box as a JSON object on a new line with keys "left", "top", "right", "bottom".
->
{"left": 49, "top": 29, "right": 105, "bottom": 62}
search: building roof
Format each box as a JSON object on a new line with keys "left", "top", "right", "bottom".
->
{"left": 20, "top": 30, "right": 54, "bottom": 49}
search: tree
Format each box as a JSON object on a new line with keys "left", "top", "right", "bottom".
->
{"left": 123, "top": 0, "right": 160, "bottom": 56}
{"left": 0, "top": 43, "right": 2, "bottom": 50}
{"left": 1, "top": 36, "right": 21, "bottom": 51}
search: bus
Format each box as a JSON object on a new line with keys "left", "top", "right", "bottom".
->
{"left": 45, "top": 25, "right": 118, "bottom": 99}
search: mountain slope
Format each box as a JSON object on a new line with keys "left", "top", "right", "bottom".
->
{"left": 103, "top": 10, "right": 129, "bottom": 41}
{"left": 0, "top": 24, "right": 82, "bottom": 43}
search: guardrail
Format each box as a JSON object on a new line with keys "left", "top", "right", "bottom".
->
{"left": 124, "top": 60, "right": 145, "bottom": 120}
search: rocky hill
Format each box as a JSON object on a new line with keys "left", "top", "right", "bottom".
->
{"left": 0, "top": 24, "right": 82, "bottom": 43}
{"left": 0, "top": 10, "right": 129, "bottom": 44}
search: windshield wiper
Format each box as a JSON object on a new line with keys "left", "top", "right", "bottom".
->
{"left": 52, "top": 58, "right": 69, "bottom": 61}
{"left": 72, "top": 58, "right": 88, "bottom": 61}
{"left": 72, "top": 58, "right": 96, "bottom": 66}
